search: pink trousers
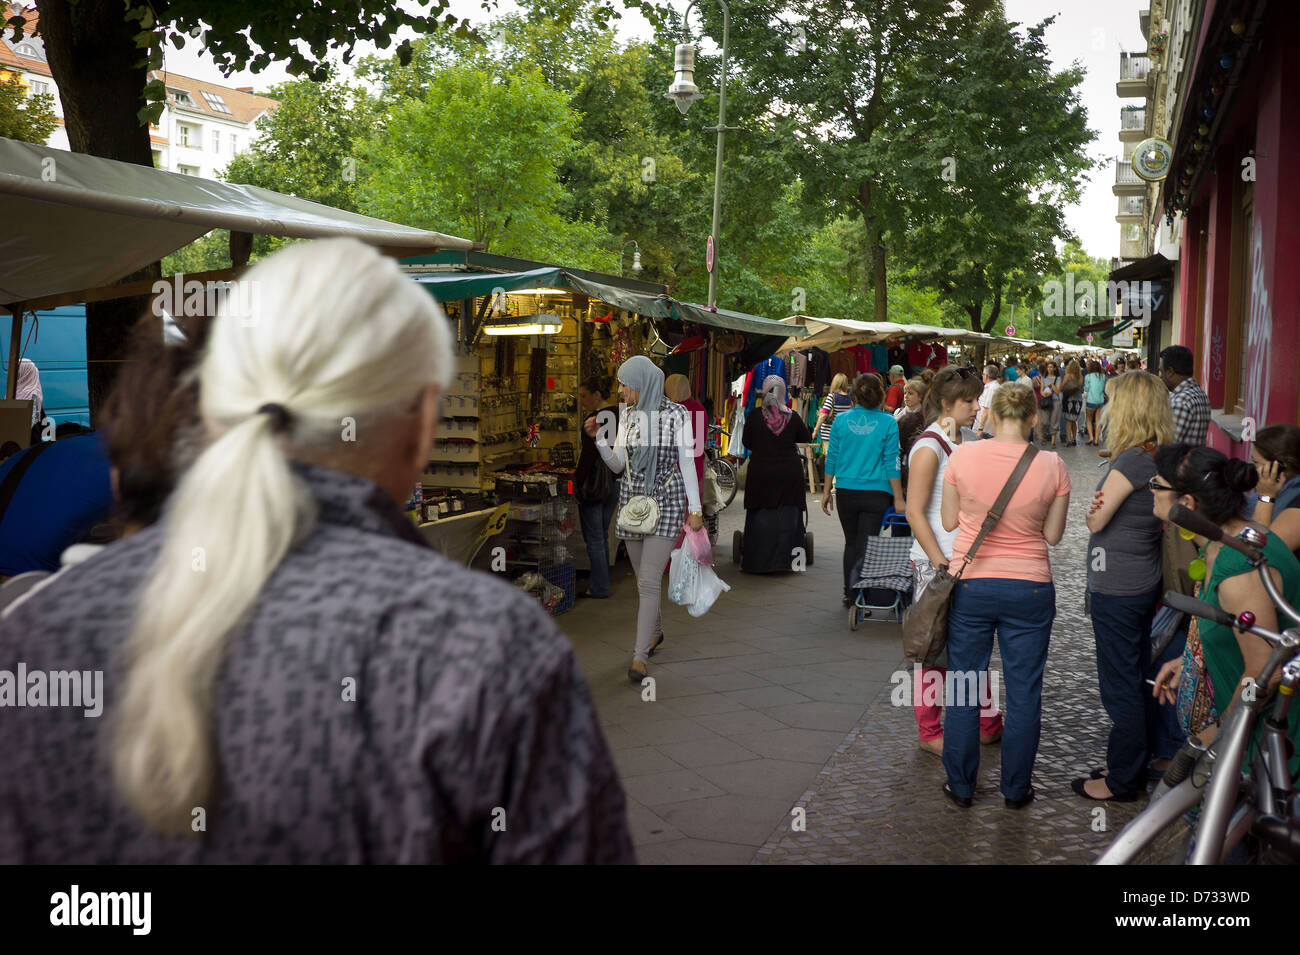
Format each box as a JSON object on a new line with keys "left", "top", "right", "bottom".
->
{"left": 913, "top": 666, "right": 1004, "bottom": 741}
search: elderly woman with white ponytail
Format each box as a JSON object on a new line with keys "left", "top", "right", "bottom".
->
{"left": 585, "top": 355, "right": 702, "bottom": 684}
{"left": 0, "top": 239, "right": 633, "bottom": 864}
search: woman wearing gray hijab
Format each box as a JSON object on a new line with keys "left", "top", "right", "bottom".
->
{"left": 585, "top": 355, "right": 703, "bottom": 683}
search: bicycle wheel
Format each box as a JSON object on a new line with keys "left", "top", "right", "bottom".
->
{"left": 714, "top": 458, "right": 738, "bottom": 508}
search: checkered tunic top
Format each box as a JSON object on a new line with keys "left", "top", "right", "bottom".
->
{"left": 601, "top": 397, "right": 698, "bottom": 541}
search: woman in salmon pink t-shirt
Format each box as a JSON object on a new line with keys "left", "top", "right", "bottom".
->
{"left": 938, "top": 381, "right": 1071, "bottom": 810}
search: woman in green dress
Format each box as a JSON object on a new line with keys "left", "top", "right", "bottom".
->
{"left": 1149, "top": 444, "right": 1300, "bottom": 777}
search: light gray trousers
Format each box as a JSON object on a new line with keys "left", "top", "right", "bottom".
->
{"left": 624, "top": 535, "right": 676, "bottom": 664}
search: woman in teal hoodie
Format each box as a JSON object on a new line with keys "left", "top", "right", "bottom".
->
{"left": 822, "top": 374, "right": 905, "bottom": 606}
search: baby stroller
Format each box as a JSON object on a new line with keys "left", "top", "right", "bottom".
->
{"left": 848, "top": 509, "right": 914, "bottom": 629}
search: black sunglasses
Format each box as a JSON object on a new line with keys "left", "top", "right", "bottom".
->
{"left": 1148, "top": 477, "right": 1176, "bottom": 493}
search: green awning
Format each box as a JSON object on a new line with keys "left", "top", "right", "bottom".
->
{"left": 411, "top": 267, "right": 562, "bottom": 303}
{"left": 672, "top": 300, "right": 808, "bottom": 339}
{"left": 561, "top": 273, "right": 671, "bottom": 318}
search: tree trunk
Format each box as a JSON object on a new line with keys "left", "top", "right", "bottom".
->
{"left": 859, "top": 179, "right": 888, "bottom": 323}
{"left": 37, "top": 0, "right": 160, "bottom": 424}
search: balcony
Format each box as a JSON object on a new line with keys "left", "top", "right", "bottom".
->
{"left": 1119, "top": 106, "right": 1147, "bottom": 141}
{"left": 1113, "top": 160, "right": 1146, "bottom": 196}
{"left": 1116, "top": 194, "right": 1145, "bottom": 223}
{"left": 1117, "top": 53, "right": 1152, "bottom": 97}
{"left": 1120, "top": 235, "right": 1147, "bottom": 259}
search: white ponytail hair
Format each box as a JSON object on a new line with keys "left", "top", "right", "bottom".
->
{"left": 112, "top": 238, "right": 451, "bottom": 834}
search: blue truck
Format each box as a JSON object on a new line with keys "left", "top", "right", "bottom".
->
{"left": 1, "top": 305, "right": 90, "bottom": 427}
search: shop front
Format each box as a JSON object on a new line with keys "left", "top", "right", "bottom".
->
{"left": 1159, "top": 0, "right": 1300, "bottom": 454}
{"left": 402, "top": 251, "right": 803, "bottom": 614}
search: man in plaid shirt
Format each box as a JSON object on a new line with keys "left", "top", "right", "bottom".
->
{"left": 1159, "top": 345, "right": 1211, "bottom": 445}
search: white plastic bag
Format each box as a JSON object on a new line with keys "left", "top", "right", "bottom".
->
{"left": 688, "top": 563, "right": 730, "bottom": 617}
{"left": 668, "top": 547, "right": 701, "bottom": 608}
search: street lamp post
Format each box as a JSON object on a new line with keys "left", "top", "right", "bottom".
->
{"left": 665, "top": 0, "right": 731, "bottom": 309}
{"left": 620, "top": 240, "right": 643, "bottom": 276}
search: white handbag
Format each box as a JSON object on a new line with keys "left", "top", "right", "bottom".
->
{"left": 617, "top": 494, "right": 661, "bottom": 534}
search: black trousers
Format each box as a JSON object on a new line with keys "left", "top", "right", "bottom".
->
{"left": 835, "top": 488, "right": 893, "bottom": 598}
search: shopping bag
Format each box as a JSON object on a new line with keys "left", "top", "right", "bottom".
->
{"left": 684, "top": 523, "right": 713, "bottom": 566}
{"left": 689, "top": 563, "right": 731, "bottom": 617}
{"left": 668, "top": 547, "right": 701, "bottom": 608}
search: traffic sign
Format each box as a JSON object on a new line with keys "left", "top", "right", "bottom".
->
{"left": 1086, "top": 334, "right": 1094, "bottom": 343}
{"left": 706, "top": 235, "right": 714, "bottom": 273}
{"left": 1005, "top": 325, "right": 1015, "bottom": 336}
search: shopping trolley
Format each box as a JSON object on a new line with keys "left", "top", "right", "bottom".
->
{"left": 848, "top": 508, "right": 914, "bottom": 629}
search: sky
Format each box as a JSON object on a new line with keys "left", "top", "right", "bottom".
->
{"left": 161, "top": 0, "right": 1149, "bottom": 261}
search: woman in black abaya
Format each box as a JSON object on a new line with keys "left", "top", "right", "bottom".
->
{"left": 739, "top": 375, "right": 812, "bottom": 573}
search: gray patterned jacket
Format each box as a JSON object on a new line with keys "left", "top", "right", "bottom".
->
{"left": 0, "top": 462, "right": 633, "bottom": 864}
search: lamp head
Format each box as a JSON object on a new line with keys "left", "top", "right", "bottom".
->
{"left": 632, "top": 251, "right": 643, "bottom": 273}
{"left": 666, "top": 43, "right": 702, "bottom": 115}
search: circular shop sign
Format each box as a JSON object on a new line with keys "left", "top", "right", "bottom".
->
{"left": 1132, "top": 138, "right": 1174, "bottom": 181}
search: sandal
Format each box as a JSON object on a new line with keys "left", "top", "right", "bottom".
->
{"left": 628, "top": 661, "right": 648, "bottom": 684}
{"left": 648, "top": 635, "right": 665, "bottom": 657}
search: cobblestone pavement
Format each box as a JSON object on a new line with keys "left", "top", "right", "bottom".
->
{"left": 558, "top": 438, "right": 1156, "bottom": 864}
{"left": 752, "top": 440, "right": 1153, "bottom": 864}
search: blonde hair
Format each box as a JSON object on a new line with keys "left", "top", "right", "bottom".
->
{"left": 1065, "top": 358, "right": 1082, "bottom": 379}
{"left": 1100, "top": 371, "right": 1174, "bottom": 457}
{"left": 830, "top": 373, "right": 850, "bottom": 393}
{"left": 111, "top": 239, "right": 451, "bottom": 835}
{"left": 989, "top": 381, "right": 1037, "bottom": 422}
{"left": 664, "top": 374, "right": 691, "bottom": 402}
{"left": 903, "top": 378, "right": 927, "bottom": 399}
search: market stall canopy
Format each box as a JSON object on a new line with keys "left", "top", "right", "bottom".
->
{"left": 411, "top": 267, "right": 674, "bottom": 320}
{"left": 777, "top": 315, "right": 995, "bottom": 353}
{"left": 0, "top": 137, "right": 476, "bottom": 307}
{"left": 674, "top": 301, "right": 807, "bottom": 339}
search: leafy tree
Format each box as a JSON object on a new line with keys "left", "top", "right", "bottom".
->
{"left": 0, "top": 71, "right": 57, "bottom": 143}
{"left": 636, "top": 0, "right": 998, "bottom": 322}
{"left": 357, "top": 64, "right": 617, "bottom": 270}
{"left": 882, "top": 12, "right": 1097, "bottom": 355}
{"left": 222, "top": 75, "right": 380, "bottom": 214}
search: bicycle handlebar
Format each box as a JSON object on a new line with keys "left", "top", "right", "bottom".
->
{"left": 1167, "top": 503, "right": 1260, "bottom": 562}
{"left": 1166, "top": 503, "right": 1300, "bottom": 627}
{"left": 1162, "top": 591, "right": 1240, "bottom": 630}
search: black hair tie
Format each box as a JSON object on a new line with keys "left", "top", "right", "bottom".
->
{"left": 257, "top": 403, "right": 293, "bottom": 434}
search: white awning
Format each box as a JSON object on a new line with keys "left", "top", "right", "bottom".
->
{"left": 776, "top": 315, "right": 996, "bottom": 353}
{"left": 0, "top": 137, "right": 476, "bottom": 307}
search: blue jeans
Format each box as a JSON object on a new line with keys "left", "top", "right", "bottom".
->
{"left": 1152, "top": 624, "right": 1188, "bottom": 760}
{"left": 943, "top": 578, "right": 1056, "bottom": 800}
{"left": 578, "top": 484, "right": 619, "bottom": 597}
{"left": 1088, "top": 585, "right": 1162, "bottom": 797}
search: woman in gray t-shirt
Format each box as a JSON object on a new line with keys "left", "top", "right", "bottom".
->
{"left": 1074, "top": 372, "right": 1174, "bottom": 803}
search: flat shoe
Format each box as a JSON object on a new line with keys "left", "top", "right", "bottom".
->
{"left": 648, "top": 635, "right": 664, "bottom": 657}
{"left": 628, "top": 663, "right": 647, "bottom": 684}
{"left": 918, "top": 737, "right": 943, "bottom": 757}
{"left": 1005, "top": 786, "right": 1035, "bottom": 810}
{"left": 942, "top": 783, "right": 972, "bottom": 809}
{"left": 1071, "top": 777, "right": 1137, "bottom": 802}
{"left": 1089, "top": 767, "right": 1108, "bottom": 780}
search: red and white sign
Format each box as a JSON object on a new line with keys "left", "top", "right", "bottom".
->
{"left": 706, "top": 235, "right": 714, "bottom": 273}
{"left": 1086, "top": 334, "right": 1094, "bottom": 343}
{"left": 1004, "top": 325, "right": 1015, "bottom": 336}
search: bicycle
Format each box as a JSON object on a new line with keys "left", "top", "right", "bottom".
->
{"left": 1097, "top": 502, "right": 1300, "bottom": 865}
{"left": 705, "top": 424, "right": 738, "bottom": 510}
